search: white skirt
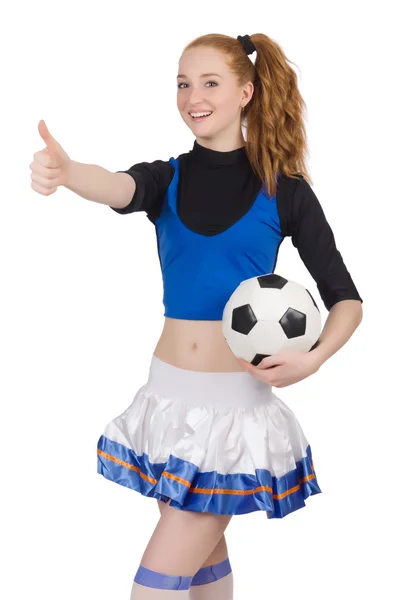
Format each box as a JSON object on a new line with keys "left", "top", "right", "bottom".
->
{"left": 97, "top": 355, "right": 321, "bottom": 518}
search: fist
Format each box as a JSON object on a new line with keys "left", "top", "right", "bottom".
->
{"left": 30, "top": 120, "right": 71, "bottom": 196}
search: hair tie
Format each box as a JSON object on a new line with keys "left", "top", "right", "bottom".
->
{"left": 237, "top": 34, "right": 256, "bottom": 56}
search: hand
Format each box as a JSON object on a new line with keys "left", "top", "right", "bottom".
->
{"left": 30, "top": 119, "right": 72, "bottom": 196}
{"left": 236, "top": 350, "right": 321, "bottom": 388}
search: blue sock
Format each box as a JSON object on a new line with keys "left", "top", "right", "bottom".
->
{"left": 190, "top": 557, "right": 232, "bottom": 586}
{"left": 134, "top": 565, "right": 193, "bottom": 590}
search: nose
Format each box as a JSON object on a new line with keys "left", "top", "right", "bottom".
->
{"left": 187, "top": 86, "right": 206, "bottom": 106}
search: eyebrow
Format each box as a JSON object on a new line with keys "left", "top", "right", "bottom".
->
{"left": 177, "top": 73, "right": 223, "bottom": 79}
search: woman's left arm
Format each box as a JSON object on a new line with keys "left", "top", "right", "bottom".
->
{"left": 309, "top": 298, "right": 363, "bottom": 368}
{"left": 237, "top": 300, "right": 363, "bottom": 386}
{"left": 237, "top": 177, "right": 364, "bottom": 387}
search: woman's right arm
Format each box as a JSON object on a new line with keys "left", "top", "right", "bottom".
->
{"left": 31, "top": 120, "right": 175, "bottom": 217}
{"left": 64, "top": 161, "right": 136, "bottom": 209}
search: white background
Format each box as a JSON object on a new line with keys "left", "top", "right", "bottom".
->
{"left": 2, "top": 0, "right": 396, "bottom": 598}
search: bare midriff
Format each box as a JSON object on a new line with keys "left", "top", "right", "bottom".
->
{"left": 153, "top": 317, "right": 245, "bottom": 373}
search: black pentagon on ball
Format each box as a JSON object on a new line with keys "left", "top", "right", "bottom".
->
{"left": 257, "top": 273, "right": 288, "bottom": 290}
{"left": 251, "top": 353, "right": 271, "bottom": 366}
{"left": 231, "top": 304, "right": 257, "bottom": 335}
{"left": 306, "top": 288, "right": 319, "bottom": 311}
{"left": 280, "top": 307, "right": 306, "bottom": 338}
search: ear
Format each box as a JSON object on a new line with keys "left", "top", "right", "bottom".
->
{"left": 242, "top": 81, "right": 254, "bottom": 106}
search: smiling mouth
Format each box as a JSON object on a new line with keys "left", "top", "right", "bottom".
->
{"left": 189, "top": 111, "right": 213, "bottom": 122}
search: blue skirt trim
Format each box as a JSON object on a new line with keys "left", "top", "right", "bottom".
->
{"left": 97, "top": 436, "right": 321, "bottom": 518}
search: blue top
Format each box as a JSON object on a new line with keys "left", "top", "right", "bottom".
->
{"left": 113, "top": 141, "right": 363, "bottom": 318}
{"left": 156, "top": 157, "right": 283, "bottom": 319}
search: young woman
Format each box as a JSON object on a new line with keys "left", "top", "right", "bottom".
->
{"left": 30, "top": 33, "right": 363, "bottom": 600}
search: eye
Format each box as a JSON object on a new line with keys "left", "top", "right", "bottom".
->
{"left": 177, "top": 81, "right": 218, "bottom": 89}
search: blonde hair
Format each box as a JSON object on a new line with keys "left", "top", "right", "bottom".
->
{"left": 183, "top": 33, "right": 312, "bottom": 198}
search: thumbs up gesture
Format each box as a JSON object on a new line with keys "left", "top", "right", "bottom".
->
{"left": 30, "top": 120, "right": 72, "bottom": 195}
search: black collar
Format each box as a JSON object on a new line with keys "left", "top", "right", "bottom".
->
{"left": 191, "top": 140, "right": 248, "bottom": 166}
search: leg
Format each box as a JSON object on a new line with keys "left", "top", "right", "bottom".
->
{"left": 130, "top": 500, "right": 232, "bottom": 599}
{"left": 156, "top": 500, "right": 234, "bottom": 599}
{"left": 142, "top": 499, "right": 232, "bottom": 575}
{"left": 157, "top": 500, "right": 229, "bottom": 568}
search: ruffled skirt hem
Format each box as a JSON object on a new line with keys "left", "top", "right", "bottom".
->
{"left": 97, "top": 436, "right": 321, "bottom": 518}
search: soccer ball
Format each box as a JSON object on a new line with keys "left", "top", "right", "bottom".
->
{"left": 222, "top": 274, "right": 322, "bottom": 366}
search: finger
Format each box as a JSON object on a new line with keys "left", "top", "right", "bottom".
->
{"left": 238, "top": 357, "right": 263, "bottom": 367}
{"left": 38, "top": 120, "right": 61, "bottom": 162}
{"left": 31, "top": 171, "right": 59, "bottom": 189}
{"left": 237, "top": 358, "right": 272, "bottom": 382}
{"left": 244, "top": 364, "right": 272, "bottom": 384}
{"left": 31, "top": 180, "right": 57, "bottom": 195}
{"left": 236, "top": 358, "right": 250, "bottom": 368}
{"left": 33, "top": 148, "right": 58, "bottom": 169}
{"left": 259, "top": 355, "right": 282, "bottom": 369}
{"left": 236, "top": 359, "right": 257, "bottom": 376}
{"left": 30, "top": 160, "right": 61, "bottom": 179}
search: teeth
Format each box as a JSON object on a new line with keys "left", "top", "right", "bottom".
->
{"left": 191, "top": 111, "right": 212, "bottom": 117}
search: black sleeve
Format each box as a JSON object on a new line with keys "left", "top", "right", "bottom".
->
{"left": 276, "top": 174, "right": 363, "bottom": 311}
{"left": 111, "top": 159, "right": 175, "bottom": 220}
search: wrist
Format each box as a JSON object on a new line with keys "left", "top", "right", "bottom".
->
{"left": 308, "top": 344, "right": 326, "bottom": 370}
{"left": 62, "top": 159, "right": 74, "bottom": 188}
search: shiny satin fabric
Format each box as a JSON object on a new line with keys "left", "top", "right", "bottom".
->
{"left": 97, "top": 355, "right": 321, "bottom": 518}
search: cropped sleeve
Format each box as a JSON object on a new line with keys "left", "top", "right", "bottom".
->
{"left": 276, "top": 174, "right": 363, "bottom": 311}
{"left": 111, "top": 159, "right": 175, "bottom": 219}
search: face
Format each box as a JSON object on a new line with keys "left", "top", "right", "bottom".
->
{"left": 176, "top": 47, "right": 253, "bottom": 146}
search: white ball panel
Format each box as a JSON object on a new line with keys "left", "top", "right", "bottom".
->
{"left": 224, "top": 277, "right": 261, "bottom": 313}
{"left": 282, "top": 335, "right": 314, "bottom": 353}
{"left": 249, "top": 321, "right": 288, "bottom": 355}
{"left": 250, "top": 287, "right": 290, "bottom": 322}
{"left": 222, "top": 325, "right": 257, "bottom": 362}
{"left": 283, "top": 280, "right": 313, "bottom": 313}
